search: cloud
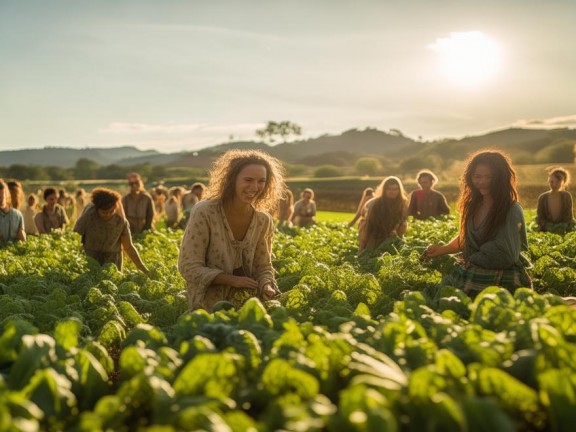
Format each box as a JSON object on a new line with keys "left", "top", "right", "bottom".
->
{"left": 513, "top": 115, "right": 576, "bottom": 129}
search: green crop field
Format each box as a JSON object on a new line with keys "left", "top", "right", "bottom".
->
{"left": 0, "top": 213, "right": 575, "bottom": 430}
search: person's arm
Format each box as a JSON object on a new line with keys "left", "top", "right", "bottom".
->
{"left": 253, "top": 214, "right": 279, "bottom": 299}
{"left": 407, "top": 193, "right": 417, "bottom": 218}
{"left": 34, "top": 212, "right": 48, "bottom": 234}
{"left": 289, "top": 201, "right": 300, "bottom": 223}
{"left": 438, "top": 191, "right": 450, "bottom": 215}
{"left": 61, "top": 205, "right": 70, "bottom": 228}
{"left": 425, "top": 235, "right": 461, "bottom": 258}
{"left": 120, "top": 230, "right": 149, "bottom": 274}
{"left": 310, "top": 201, "right": 317, "bottom": 217}
{"left": 467, "top": 204, "right": 525, "bottom": 269}
{"left": 16, "top": 214, "right": 25, "bottom": 242}
{"left": 561, "top": 192, "right": 575, "bottom": 223}
{"left": 144, "top": 195, "right": 155, "bottom": 231}
{"left": 535, "top": 193, "right": 547, "bottom": 229}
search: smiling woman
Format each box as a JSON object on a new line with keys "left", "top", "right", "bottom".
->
{"left": 430, "top": 31, "right": 503, "bottom": 88}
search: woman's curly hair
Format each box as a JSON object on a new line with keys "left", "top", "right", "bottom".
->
{"left": 91, "top": 188, "right": 121, "bottom": 210}
{"left": 204, "top": 149, "right": 286, "bottom": 213}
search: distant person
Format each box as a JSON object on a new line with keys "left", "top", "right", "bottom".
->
{"left": 407, "top": 170, "right": 450, "bottom": 220}
{"left": 348, "top": 187, "right": 375, "bottom": 228}
{"left": 423, "top": 150, "right": 531, "bottom": 297}
{"left": 58, "top": 189, "right": 74, "bottom": 219}
{"left": 122, "top": 172, "right": 155, "bottom": 235}
{"left": 358, "top": 177, "right": 408, "bottom": 252}
{"left": 277, "top": 188, "right": 294, "bottom": 227}
{"left": 536, "top": 167, "right": 575, "bottom": 232}
{"left": 290, "top": 188, "right": 317, "bottom": 227}
{"left": 164, "top": 186, "right": 184, "bottom": 228}
{"left": 74, "top": 188, "right": 149, "bottom": 273}
{"left": 74, "top": 188, "right": 88, "bottom": 220}
{"left": 181, "top": 182, "right": 206, "bottom": 211}
{"left": 7, "top": 180, "right": 24, "bottom": 210}
{"left": 152, "top": 186, "right": 167, "bottom": 221}
{"left": 35, "top": 187, "right": 69, "bottom": 234}
{"left": 178, "top": 149, "right": 283, "bottom": 311}
{"left": 0, "top": 179, "right": 26, "bottom": 244}
{"left": 23, "top": 194, "right": 39, "bottom": 235}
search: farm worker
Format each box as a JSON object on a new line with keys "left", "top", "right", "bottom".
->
{"left": 290, "top": 188, "right": 317, "bottom": 227}
{"left": 348, "top": 187, "right": 375, "bottom": 228}
{"left": 178, "top": 149, "right": 283, "bottom": 311}
{"left": 277, "top": 187, "right": 294, "bottom": 227}
{"left": 122, "top": 172, "right": 155, "bottom": 235}
{"left": 0, "top": 178, "right": 26, "bottom": 243}
{"left": 164, "top": 186, "right": 184, "bottom": 229}
{"left": 535, "top": 167, "right": 575, "bottom": 233}
{"left": 73, "top": 188, "right": 88, "bottom": 222}
{"left": 181, "top": 182, "right": 206, "bottom": 211}
{"left": 74, "top": 187, "right": 149, "bottom": 274}
{"left": 23, "top": 194, "right": 39, "bottom": 235}
{"left": 358, "top": 176, "right": 408, "bottom": 252}
{"left": 7, "top": 180, "right": 24, "bottom": 210}
{"left": 423, "top": 150, "right": 532, "bottom": 297}
{"left": 34, "top": 187, "right": 69, "bottom": 234}
{"left": 407, "top": 169, "right": 450, "bottom": 220}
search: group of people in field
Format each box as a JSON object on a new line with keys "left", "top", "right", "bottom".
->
{"left": 1, "top": 148, "right": 574, "bottom": 311}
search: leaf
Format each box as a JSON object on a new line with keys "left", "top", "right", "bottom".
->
{"left": 54, "top": 318, "right": 83, "bottom": 351}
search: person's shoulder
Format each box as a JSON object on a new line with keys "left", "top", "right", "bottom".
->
{"left": 255, "top": 209, "right": 273, "bottom": 224}
{"left": 11, "top": 208, "right": 23, "bottom": 219}
{"left": 364, "top": 196, "right": 378, "bottom": 209}
{"left": 509, "top": 202, "right": 524, "bottom": 217}
{"left": 191, "top": 199, "right": 218, "bottom": 216}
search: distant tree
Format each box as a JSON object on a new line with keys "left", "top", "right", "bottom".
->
{"left": 150, "top": 165, "right": 167, "bottom": 182}
{"left": 389, "top": 128, "right": 405, "bottom": 138}
{"left": 46, "top": 166, "right": 73, "bottom": 181}
{"left": 355, "top": 157, "right": 381, "bottom": 176}
{"left": 283, "top": 163, "right": 308, "bottom": 177}
{"left": 313, "top": 165, "right": 342, "bottom": 178}
{"left": 7, "top": 164, "right": 49, "bottom": 181}
{"left": 256, "top": 121, "right": 302, "bottom": 144}
{"left": 97, "top": 164, "right": 127, "bottom": 179}
{"left": 74, "top": 158, "right": 100, "bottom": 179}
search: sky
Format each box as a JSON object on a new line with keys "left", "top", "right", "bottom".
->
{"left": 1, "top": 0, "right": 575, "bottom": 153}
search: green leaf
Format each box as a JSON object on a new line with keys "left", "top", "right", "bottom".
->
{"left": 54, "top": 318, "right": 83, "bottom": 351}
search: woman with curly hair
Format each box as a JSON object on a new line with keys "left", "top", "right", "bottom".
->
{"left": 178, "top": 149, "right": 285, "bottom": 310}
{"left": 74, "top": 187, "right": 149, "bottom": 274}
{"left": 358, "top": 176, "right": 408, "bottom": 252}
{"left": 424, "top": 150, "right": 531, "bottom": 296}
{"left": 536, "top": 167, "right": 575, "bottom": 233}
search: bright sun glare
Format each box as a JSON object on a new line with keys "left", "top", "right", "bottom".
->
{"left": 430, "top": 31, "right": 503, "bottom": 88}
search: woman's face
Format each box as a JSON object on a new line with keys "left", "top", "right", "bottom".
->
{"left": 384, "top": 183, "right": 400, "bottom": 199}
{"left": 548, "top": 175, "right": 563, "bottom": 191}
{"left": 471, "top": 164, "right": 492, "bottom": 197}
{"left": 303, "top": 191, "right": 312, "bottom": 201}
{"left": 234, "top": 164, "right": 267, "bottom": 205}
{"left": 45, "top": 194, "right": 57, "bottom": 209}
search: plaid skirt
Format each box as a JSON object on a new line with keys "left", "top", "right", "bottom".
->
{"left": 443, "top": 259, "right": 532, "bottom": 297}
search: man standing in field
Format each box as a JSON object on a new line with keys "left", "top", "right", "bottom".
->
{"left": 407, "top": 170, "right": 450, "bottom": 220}
{"left": 122, "top": 172, "right": 155, "bottom": 235}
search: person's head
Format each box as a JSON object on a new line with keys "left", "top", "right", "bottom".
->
{"left": 366, "top": 176, "right": 408, "bottom": 242}
{"left": 0, "top": 179, "right": 12, "bottom": 209}
{"left": 27, "top": 194, "right": 38, "bottom": 207}
{"left": 169, "top": 186, "right": 184, "bottom": 199}
{"left": 416, "top": 170, "right": 438, "bottom": 192}
{"left": 204, "top": 149, "right": 285, "bottom": 212}
{"left": 91, "top": 187, "right": 121, "bottom": 221}
{"left": 43, "top": 187, "right": 58, "bottom": 208}
{"left": 547, "top": 167, "right": 570, "bottom": 191}
{"left": 363, "top": 187, "right": 375, "bottom": 200}
{"left": 190, "top": 182, "right": 206, "bottom": 200}
{"left": 458, "top": 150, "right": 518, "bottom": 243}
{"left": 127, "top": 172, "right": 144, "bottom": 193}
{"left": 301, "top": 188, "right": 314, "bottom": 201}
{"left": 7, "top": 181, "right": 24, "bottom": 209}
{"left": 75, "top": 188, "right": 86, "bottom": 198}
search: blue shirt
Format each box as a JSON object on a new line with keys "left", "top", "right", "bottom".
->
{"left": 0, "top": 208, "right": 24, "bottom": 243}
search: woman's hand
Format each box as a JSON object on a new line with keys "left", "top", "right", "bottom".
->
{"left": 262, "top": 284, "right": 280, "bottom": 300}
{"left": 229, "top": 276, "right": 259, "bottom": 290}
{"left": 423, "top": 244, "right": 444, "bottom": 259}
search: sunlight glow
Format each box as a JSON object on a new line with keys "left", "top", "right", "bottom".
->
{"left": 430, "top": 31, "right": 503, "bottom": 88}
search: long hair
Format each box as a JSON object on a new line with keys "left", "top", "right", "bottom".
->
{"left": 365, "top": 176, "right": 408, "bottom": 245}
{"left": 7, "top": 180, "right": 24, "bottom": 210}
{"left": 0, "top": 179, "right": 12, "bottom": 208}
{"left": 458, "top": 150, "right": 518, "bottom": 245}
{"left": 204, "top": 149, "right": 286, "bottom": 213}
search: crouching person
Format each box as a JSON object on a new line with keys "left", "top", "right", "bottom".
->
{"left": 74, "top": 187, "right": 149, "bottom": 274}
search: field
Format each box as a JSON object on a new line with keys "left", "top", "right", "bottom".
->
{"left": 1, "top": 214, "right": 576, "bottom": 431}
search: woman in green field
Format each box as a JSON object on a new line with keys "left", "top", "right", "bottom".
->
{"left": 424, "top": 150, "right": 532, "bottom": 297}
{"left": 358, "top": 176, "right": 408, "bottom": 253}
{"left": 536, "top": 166, "right": 575, "bottom": 233}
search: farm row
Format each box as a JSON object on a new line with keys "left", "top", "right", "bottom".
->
{"left": 0, "top": 216, "right": 575, "bottom": 430}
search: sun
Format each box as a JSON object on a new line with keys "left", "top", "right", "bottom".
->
{"left": 430, "top": 31, "right": 503, "bottom": 88}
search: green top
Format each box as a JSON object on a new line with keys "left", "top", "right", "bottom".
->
{"left": 464, "top": 202, "right": 529, "bottom": 270}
